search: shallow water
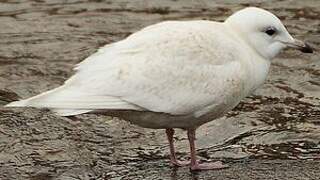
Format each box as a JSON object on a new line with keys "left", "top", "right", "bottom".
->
{"left": 0, "top": 0, "right": 319, "bottom": 179}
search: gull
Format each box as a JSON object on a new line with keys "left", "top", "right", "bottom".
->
{"left": 5, "top": 7, "right": 313, "bottom": 170}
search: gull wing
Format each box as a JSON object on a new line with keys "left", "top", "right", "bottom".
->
{"left": 7, "top": 21, "right": 248, "bottom": 116}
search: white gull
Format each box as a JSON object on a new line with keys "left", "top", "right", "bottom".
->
{"left": 6, "top": 7, "right": 313, "bottom": 170}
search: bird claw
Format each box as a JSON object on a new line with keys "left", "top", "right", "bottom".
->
{"left": 190, "top": 161, "right": 229, "bottom": 171}
{"left": 170, "top": 160, "right": 190, "bottom": 167}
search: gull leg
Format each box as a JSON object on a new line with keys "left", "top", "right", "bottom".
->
{"left": 165, "top": 128, "right": 189, "bottom": 167}
{"left": 187, "top": 129, "right": 228, "bottom": 171}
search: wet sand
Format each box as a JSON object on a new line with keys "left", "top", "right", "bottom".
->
{"left": 0, "top": 0, "right": 319, "bottom": 179}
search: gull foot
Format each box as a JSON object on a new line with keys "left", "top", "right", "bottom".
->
{"left": 170, "top": 160, "right": 190, "bottom": 167}
{"left": 190, "top": 161, "right": 229, "bottom": 171}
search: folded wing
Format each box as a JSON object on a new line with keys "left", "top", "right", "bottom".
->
{"left": 6, "top": 21, "right": 247, "bottom": 116}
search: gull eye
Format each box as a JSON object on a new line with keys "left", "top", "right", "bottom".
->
{"left": 265, "top": 27, "right": 276, "bottom": 36}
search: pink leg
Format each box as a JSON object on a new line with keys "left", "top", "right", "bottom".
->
{"left": 166, "top": 128, "right": 189, "bottom": 167}
{"left": 187, "top": 129, "right": 228, "bottom": 171}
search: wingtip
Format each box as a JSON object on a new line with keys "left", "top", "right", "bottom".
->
{"left": 4, "top": 100, "right": 28, "bottom": 107}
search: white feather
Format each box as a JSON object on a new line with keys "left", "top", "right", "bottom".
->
{"left": 7, "top": 6, "right": 291, "bottom": 125}
{"left": 52, "top": 109, "right": 92, "bottom": 116}
{"left": 60, "top": 21, "right": 262, "bottom": 116}
{"left": 5, "top": 85, "right": 144, "bottom": 115}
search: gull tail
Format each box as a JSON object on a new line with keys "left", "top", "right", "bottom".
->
{"left": 5, "top": 86, "right": 142, "bottom": 116}
{"left": 5, "top": 87, "right": 66, "bottom": 108}
{"left": 5, "top": 99, "right": 29, "bottom": 107}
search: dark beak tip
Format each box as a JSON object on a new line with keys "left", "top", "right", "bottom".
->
{"left": 300, "top": 43, "right": 313, "bottom": 53}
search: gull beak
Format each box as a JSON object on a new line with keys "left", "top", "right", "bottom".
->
{"left": 285, "top": 39, "right": 313, "bottom": 53}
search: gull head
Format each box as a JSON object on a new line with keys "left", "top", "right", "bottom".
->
{"left": 225, "top": 7, "right": 313, "bottom": 60}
